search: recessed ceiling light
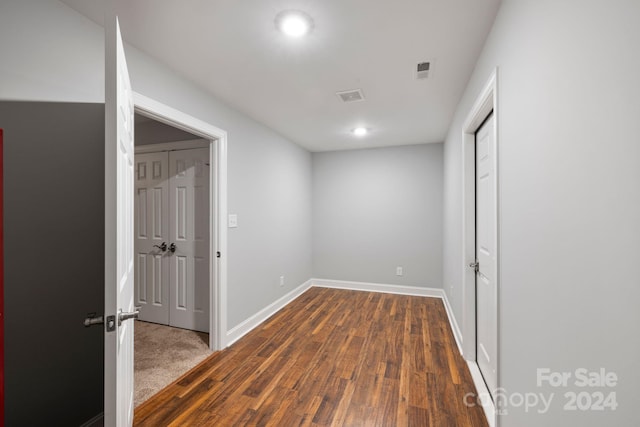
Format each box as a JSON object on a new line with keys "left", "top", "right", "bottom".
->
{"left": 276, "top": 10, "right": 313, "bottom": 38}
{"left": 352, "top": 127, "right": 368, "bottom": 137}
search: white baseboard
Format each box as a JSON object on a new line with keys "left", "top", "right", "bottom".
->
{"left": 467, "top": 361, "right": 496, "bottom": 427}
{"left": 441, "top": 290, "right": 463, "bottom": 355}
{"left": 311, "top": 278, "right": 444, "bottom": 298}
{"left": 225, "top": 279, "right": 313, "bottom": 346}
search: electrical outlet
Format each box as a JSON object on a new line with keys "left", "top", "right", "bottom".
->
{"left": 396, "top": 266, "right": 403, "bottom": 276}
{"left": 280, "top": 276, "right": 285, "bottom": 287}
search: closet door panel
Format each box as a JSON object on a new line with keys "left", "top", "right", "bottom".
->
{"left": 134, "top": 152, "right": 170, "bottom": 324}
{"left": 168, "top": 148, "right": 210, "bottom": 332}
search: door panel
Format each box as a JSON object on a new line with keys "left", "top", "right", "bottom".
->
{"left": 105, "top": 16, "right": 135, "bottom": 426}
{"left": 169, "top": 148, "right": 210, "bottom": 332}
{"left": 475, "top": 113, "right": 497, "bottom": 398}
{"left": 135, "top": 152, "right": 170, "bottom": 324}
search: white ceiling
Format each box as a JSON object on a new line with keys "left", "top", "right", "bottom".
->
{"left": 60, "top": 0, "right": 501, "bottom": 152}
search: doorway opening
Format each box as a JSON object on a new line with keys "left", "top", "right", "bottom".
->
{"left": 132, "top": 113, "right": 213, "bottom": 406}
{"left": 461, "top": 70, "right": 499, "bottom": 427}
{"left": 134, "top": 92, "right": 228, "bottom": 350}
{"left": 131, "top": 93, "right": 228, "bottom": 407}
{"left": 134, "top": 116, "right": 211, "bottom": 332}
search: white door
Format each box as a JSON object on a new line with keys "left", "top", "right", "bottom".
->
{"left": 475, "top": 113, "right": 498, "bottom": 398}
{"left": 135, "top": 152, "right": 170, "bottom": 325}
{"left": 169, "top": 148, "right": 210, "bottom": 332}
{"left": 104, "top": 16, "right": 136, "bottom": 427}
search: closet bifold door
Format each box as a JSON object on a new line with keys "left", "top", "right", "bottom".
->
{"left": 168, "top": 148, "right": 210, "bottom": 333}
{"left": 134, "top": 152, "right": 170, "bottom": 325}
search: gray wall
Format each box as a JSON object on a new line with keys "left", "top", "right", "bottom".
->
{"left": 126, "top": 50, "right": 313, "bottom": 329}
{"left": 0, "top": 0, "right": 313, "bottom": 332}
{"left": 313, "top": 144, "right": 443, "bottom": 287}
{"left": 134, "top": 117, "right": 204, "bottom": 146}
{"left": 0, "top": 1, "right": 104, "bottom": 102}
{"left": 443, "top": 1, "right": 640, "bottom": 425}
{"left": 1, "top": 102, "right": 105, "bottom": 426}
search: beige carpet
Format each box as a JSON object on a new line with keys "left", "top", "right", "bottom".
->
{"left": 134, "top": 320, "right": 212, "bottom": 407}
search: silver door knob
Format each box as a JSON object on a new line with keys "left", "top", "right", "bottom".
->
{"left": 118, "top": 307, "right": 140, "bottom": 326}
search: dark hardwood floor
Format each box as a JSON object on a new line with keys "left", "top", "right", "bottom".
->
{"left": 134, "top": 287, "right": 488, "bottom": 426}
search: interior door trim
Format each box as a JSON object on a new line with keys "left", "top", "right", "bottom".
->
{"left": 135, "top": 139, "right": 209, "bottom": 154}
{"left": 133, "top": 93, "right": 228, "bottom": 351}
{"left": 460, "top": 68, "right": 499, "bottom": 427}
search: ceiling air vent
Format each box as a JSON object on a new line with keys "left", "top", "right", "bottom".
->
{"left": 336, "top": 89, "right": 365, "bottom": 103}
{"left": 416, "top": 61, "right": 430, "bottom": 80}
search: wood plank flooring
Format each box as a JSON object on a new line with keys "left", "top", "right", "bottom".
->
{"left": 134, "top": 287, "right": 488, "bottom": 426}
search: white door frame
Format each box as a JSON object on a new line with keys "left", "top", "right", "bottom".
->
{"left": 133, "top": 92, "right": 228, "bottom": 351}
{"left": 461, "top": 68, "right": 499, "bottom": 427}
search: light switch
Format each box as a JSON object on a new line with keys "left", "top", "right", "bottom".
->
{"left": 228, "top": 214, "right": 238, "bottom": 228}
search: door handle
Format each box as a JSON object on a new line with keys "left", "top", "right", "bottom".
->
{"left": 118, "top": 307, "right": 141, "bottom": 326}
{"left": 469, "top": 260, "right": 479, "bottom": 272}
{"left": 169, "top": 243, "right": 176, "bottom": 253}
{"left": 84, "top": 313, "right": 104, "bottom": 327}
{"left": 84, "top": 313, "right": 115, "bottom": 332}
{"left": 153, "top": 242, "right": 167, "bottom": 252}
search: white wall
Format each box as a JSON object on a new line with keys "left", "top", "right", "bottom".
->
{"left": 0, "top": 0, "right": 313, "bottom": 331}
{"left": 443, "top": 1, "right": 640, "bottom": 425}
{"left": 313, "top": 144, "right": 443, "bottom": 288}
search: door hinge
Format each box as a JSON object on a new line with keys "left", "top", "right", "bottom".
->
{"left": 217, "top": 251, "right": 221, "bottom": 258}
{"left": 469, "top": 260, "right": 479, "bottom": 273}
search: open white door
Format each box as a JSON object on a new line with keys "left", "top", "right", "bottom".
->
{"left": 475, "top": 113, "right": 498, "bottom": 399}
{"left": 105, "top": 15, "right": 136, "bottom": 427}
